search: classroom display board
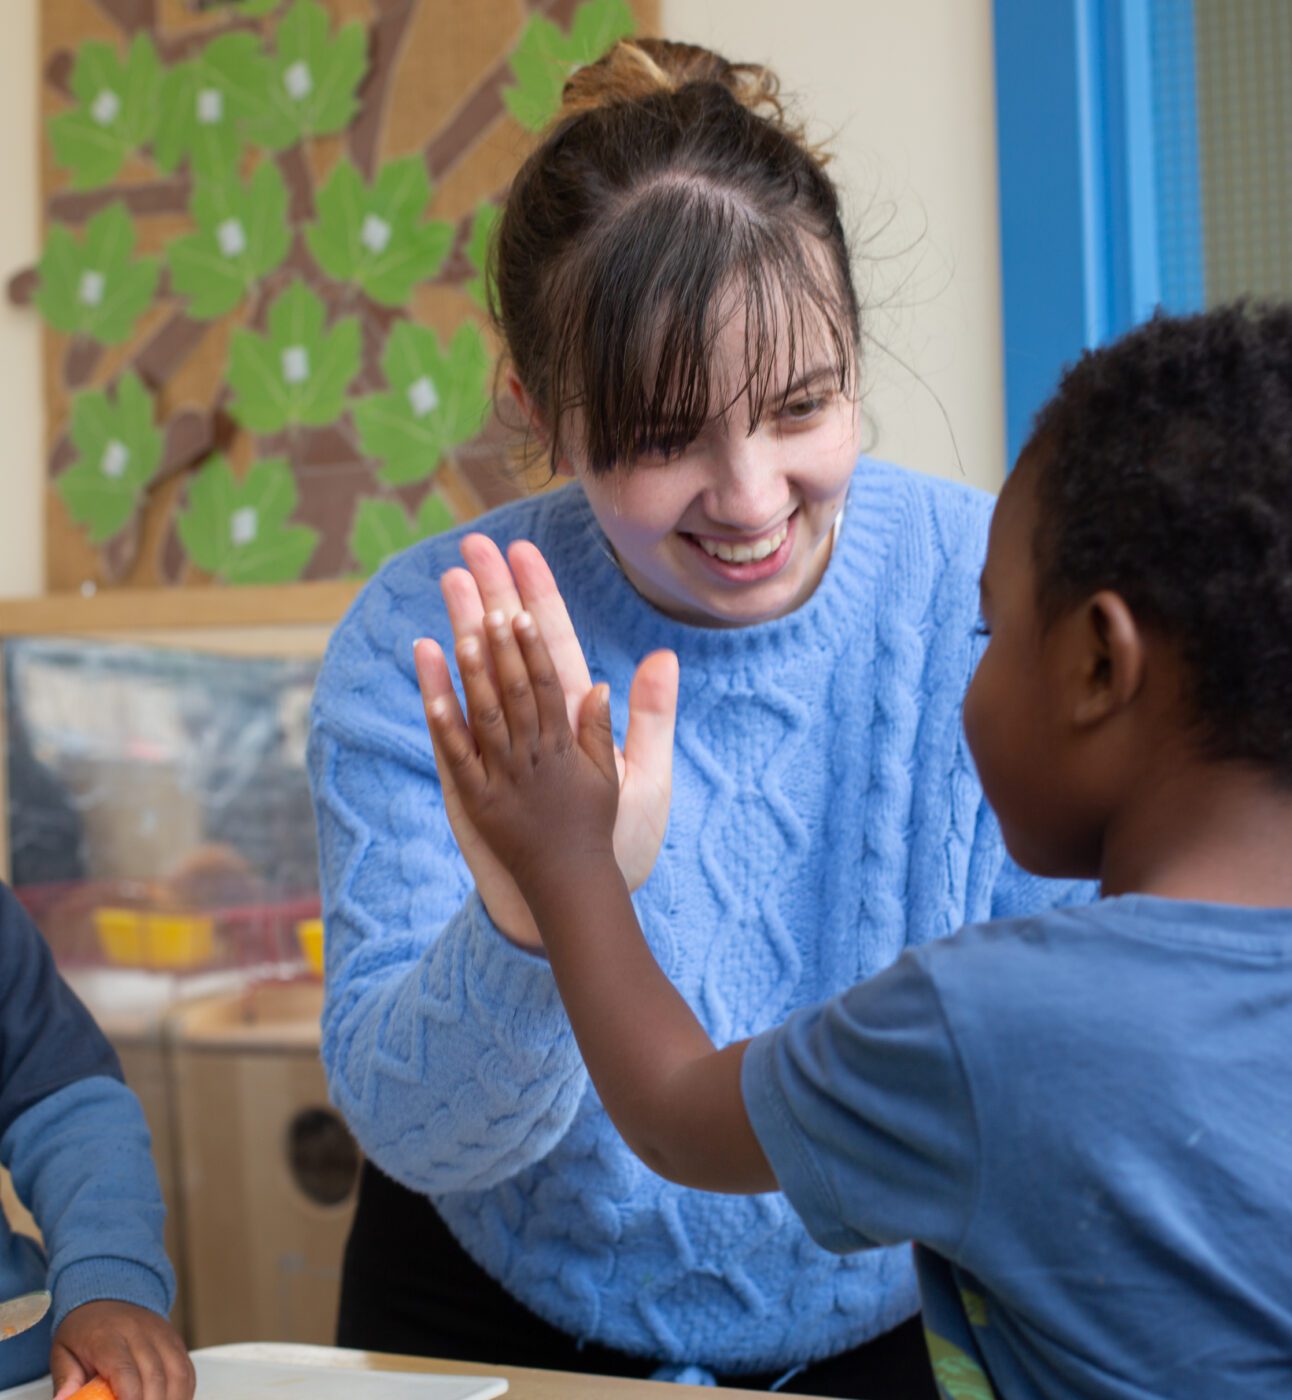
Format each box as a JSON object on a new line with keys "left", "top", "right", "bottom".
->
{"left": 9, "top": 0, "right": 656, "bottom": 591}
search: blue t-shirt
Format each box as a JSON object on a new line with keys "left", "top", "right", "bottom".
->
{"left": 744, "top": 896, "right": 1292, "bottom": 1398}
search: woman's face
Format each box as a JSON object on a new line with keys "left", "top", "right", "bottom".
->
{"left": 565, "top": 309, "right": 862, "bottom": 629}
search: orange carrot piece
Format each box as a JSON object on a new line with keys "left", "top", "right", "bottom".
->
{"left": 68, "top": 1379, "right": 117, "bottom": 1400}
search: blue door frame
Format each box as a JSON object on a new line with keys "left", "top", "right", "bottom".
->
{"left": 994, "top": 0, "right": 1201, "bottom": 465}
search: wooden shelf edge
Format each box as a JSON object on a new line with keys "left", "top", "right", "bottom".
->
{"left": 0, "top": 581, "right": 365, "bottom": 636}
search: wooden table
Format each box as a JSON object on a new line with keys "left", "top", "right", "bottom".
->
{"left": 199, "top": 1342, "right": 767, "bottom": 1399}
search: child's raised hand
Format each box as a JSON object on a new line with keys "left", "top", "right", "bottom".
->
{"left": 419, "top": 609, "right": 625, "bottom": 897}
{"left": 421, "top": 536, "right": 678, "bottom": 944}
{"left": 51, "top": 1300, "right": 194, "bottom": 1400}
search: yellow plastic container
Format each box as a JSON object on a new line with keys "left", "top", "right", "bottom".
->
{"left": 93, "top": 908, "right": 215, "bottom": 968}
{"left": 297, "top": 918, "right": 324, "bottom": 976}
{"left": 94, "top": 907, "right": 146, "bottom": 964}
{"left": 145, "top": 914, "right": 215, "bottom": 968}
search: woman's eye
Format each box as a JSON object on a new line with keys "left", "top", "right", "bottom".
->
{"left": 782, "top": 396, "right": 824, "bottom": 422}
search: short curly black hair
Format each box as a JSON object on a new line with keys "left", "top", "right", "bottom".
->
{"left": 1023, "top": 301, "right": 1292, "bottom": 784}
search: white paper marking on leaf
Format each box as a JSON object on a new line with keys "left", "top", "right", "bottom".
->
{"left": 217, "top": 218, "right": 247, "bottom": 257}
{"left": 79, "top": 270, "right": 106, "bottom": 307}
{"left": 407, "top": 376, "right": 439, "bottom": 418}
{"left": 230, "top": 506, "right": 259, "bottom": 546}
{"left": 281, "top": 345, "right": 311, "bottom": 384}
{"left": 361, "top": 214, "right": 392, "bottom": 255}
{"left": 283, "top": 61, "right": 313, "bottom": 101}
{"left": 91, "top": 89, "right": 121, "bottom": 126}
{"left": 196, "top": 87, "right": 224, "bottom": 125}
{"left": 100, "top": 439, "right": 130, "bottom": 480}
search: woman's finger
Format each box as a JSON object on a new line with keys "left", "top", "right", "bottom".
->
{"left": 623, "top": 649, "right": 679, "bottom": 794}
{"left": 513, "top": 610, "right": 570, "bottom": 740}
{"left": 508, "top": 541, "right": 593, "bottom": 727}
{"left": 460, "top": 533, "right": 523, "bottom": 621}
{"left": 484, "top": 609, "right": 540, "bottom": 756}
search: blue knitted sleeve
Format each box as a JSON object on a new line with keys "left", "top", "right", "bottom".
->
{"left": 3, "top": 1080, "right": 174, "bottom": 1331}
{"left": 308, "top": 544, "right": 589, "bottom": 1194}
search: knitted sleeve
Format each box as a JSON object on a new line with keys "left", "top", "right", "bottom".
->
{"left": 308, "top": 554, "right": 588, "bottom": 1195}
{"left": 0, "top": 884, "right": 173, "bottom": 1329}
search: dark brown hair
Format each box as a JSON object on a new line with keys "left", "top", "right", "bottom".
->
{"left": 491, "top": 38, "right": 861, "bottom": 475}
{"left": 1026, "top": 301, "right": 1292, "bottom": 783}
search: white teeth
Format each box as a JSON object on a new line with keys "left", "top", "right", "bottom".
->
{"left": 697, "top": 523, "right": 788, "bottom": 563}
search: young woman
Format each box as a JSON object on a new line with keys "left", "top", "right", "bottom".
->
{"left": 307, "top": 38, "right": 1083, "bottom": 1398}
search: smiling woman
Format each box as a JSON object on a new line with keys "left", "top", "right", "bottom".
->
{"left": 306, "top": 36, "right": 1088, "bottom": 1400}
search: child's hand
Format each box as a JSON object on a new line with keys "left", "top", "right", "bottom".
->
{"left": 51, "top": 1300, "right": 194, "bottom": 1400}
{"left": 421, "top": 608, "right": 633, "bottom": 898}
{"left": 422, "top": 536, "right": 677, "bottom": 947}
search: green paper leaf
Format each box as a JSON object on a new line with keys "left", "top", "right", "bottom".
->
{"left": 166, "top": 161, "right": 292, "bottom": 319}
{"left": 502, "top": 16, "right": 570, "bottom": 132}
{"left": 245, "top": 0, "right": 368, "bottom": 151}
{"left": 154, "top": 34, "right": 271, "bottom": 177}
{"left": 177, "top": 455, "right": 319, "bottom": 583}
{"left": 464, "top": 203, "right": 500, "bottom": 310}
{"left": 353, "top": 321, "right": 492, "bottom": 486}
{"left": 502, "top": 0, "right": 637, "bottom": 132}
{"left": 56, "top": 372, "right": 163, "bottom": 544}
{"left": 565, "top": 0, "right": 636, "bottom": 65}
{"left": 306, "top": 157, "right": 454, "bottom": 307}
{"left": 225, "top": 0, "right": 283, "bottom": 15}
{"left": 349, "top": 492, "right": 457, "bottom": 576}
{"left": 227, "top": 280, "right": 360, "bottom": 434}
{"left": 49, "top": 34, "right": 163, "bottom": 188}
{"left": 34, "top": 204, "right": 159, "bottom": 345}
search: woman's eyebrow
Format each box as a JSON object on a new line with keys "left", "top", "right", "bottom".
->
{"left": 777, "top": 363, "right": 840, "bottom": 400}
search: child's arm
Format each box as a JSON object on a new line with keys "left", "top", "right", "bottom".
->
{"left": 418, "top": 609, "right": 776, "bottom": 1194}
{"left": 0, "top": 885, "right": 192, "bottom": 1400}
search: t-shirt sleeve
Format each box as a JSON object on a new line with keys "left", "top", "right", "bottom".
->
{"left": 742, "top": 947, "right": 978, "bottom": 1259}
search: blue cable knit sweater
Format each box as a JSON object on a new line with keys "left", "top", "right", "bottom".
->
{"left": 308, "top": 458, "right": 1085, "bottom": 1378}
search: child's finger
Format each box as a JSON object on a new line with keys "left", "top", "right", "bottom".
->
{"left": 423, "top": 690, "right": 488, "bottom": 805}
{"left": 413, "top": 639, "right": 476, "bottom": 786}
{"left": 456, "top": 634, "right": 510, "bottom": 763}
{"left": 483, "top": 609, "right": 540, "bottom": 755}
{"left": 513, "top": 610, "right": 569, "bottom": 739}
{"left": 577, "top": 683, "right": 620, "bottom": 783}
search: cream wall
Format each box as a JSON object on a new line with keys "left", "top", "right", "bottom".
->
{"left": 661, "top": 0, "right": 1005, "bottom": 491}
{"left": 0, "top": 0, "right": 42, "bottom": 598}
{"left": 0, "top": 0, "right": 1003, "bottom": 600}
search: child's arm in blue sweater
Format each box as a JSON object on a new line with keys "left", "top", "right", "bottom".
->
{"left": 0, "top": 883, "right": 191, "bottom": 1398}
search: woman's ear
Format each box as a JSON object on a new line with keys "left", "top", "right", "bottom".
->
{"left": 1071, "top": 590, "right": 1146, "bottom": 728}
{"left": 508, "top": 374, "right": 576, "bottom": 478}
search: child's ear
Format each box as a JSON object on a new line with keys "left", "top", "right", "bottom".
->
{"left": 508, "top": 373, "right": 576, "bottom": 479}
{"left": 1072, "top": 589, "right": 1145, "bottom": 728}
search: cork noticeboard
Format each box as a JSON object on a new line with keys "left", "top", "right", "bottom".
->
{"left": 15, "top": 0, "right": 657, "bottom": 592}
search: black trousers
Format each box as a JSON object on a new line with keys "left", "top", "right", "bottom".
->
{"left": 337, "top": 1162, "right": 938, "bottom": 1399}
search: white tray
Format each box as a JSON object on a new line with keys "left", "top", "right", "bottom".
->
{"left": 0, "top": 1343, "right": 508, "bottom": 1399}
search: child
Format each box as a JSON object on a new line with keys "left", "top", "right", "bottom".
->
{"left": 418, "top": 301, "right": 1292, "bottom": 1399}
{"left": 0, "top": 881, "right": 194, "bottom": 1400}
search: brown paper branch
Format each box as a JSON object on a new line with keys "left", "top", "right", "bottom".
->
{"left": 424, "top": 0, "right": 582, "bottom": 182}
{"left": 49, "top": 177, "right": 193, "bottom": 225}
{"left": 91, "top": 0, "right": 157, "bottom": 36}
{"left": 350, "top": 0, "right": 417, "bottom": 180}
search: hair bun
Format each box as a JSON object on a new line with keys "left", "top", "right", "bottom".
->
{"left": 559, "top": 37, "right": 785, "bottom": 124}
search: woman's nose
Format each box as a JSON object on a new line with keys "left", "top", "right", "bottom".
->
{"left": 701, "top": 439, "right": 790, "bottom": 530}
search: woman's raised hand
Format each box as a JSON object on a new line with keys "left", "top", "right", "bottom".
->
{"left": 415, "top": 534, "right": 678, "bottom": 949}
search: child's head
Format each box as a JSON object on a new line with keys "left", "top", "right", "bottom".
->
{"left": 492, "top": 39, "right": 864, "bottom": 627}
{"left": 965, "top": 302, "right": 1292, "bottom": 880}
